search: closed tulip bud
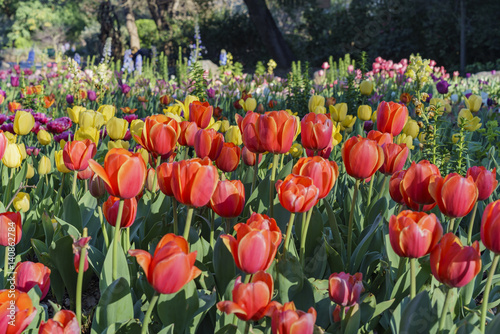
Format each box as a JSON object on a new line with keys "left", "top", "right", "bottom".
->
{"left": 108, "top": 139, "right": 130, "bottom": 151}
{"left": 178, "top": 121, "right": 198, "bottom": 147}
{"left": 130, "top": 119, "right": 144, "bottom": 138}
{"left": 38, "top": 155, "right": 52, "bottom": 175}
{"left": 0, "top": 212, "right": 22, "bottom": 246}
{"left": 293, "top": 156, "right": 339, "bottom": 199}
{"left": 328, "top": 272, "right": 364, "bottom": 306}
{"left": 26, "top": 163, "right": 34, "bottom": 179}
{"left": 379, "top": 143, "right": 409, "bottom": 175}
{"left": 135, "top": 115, "right": 180, "bottom": 157}
{"left": 300, "top": 113, "right": 333, "bottom": 151}
{"left": 367, "top": 130, "right": 393, "bottom": 146}
{"left": 80, "top": 110, "right": 105, "bottom": 129}
{"left": 157, "top": 162, "right": 174, "bottom": 196}
{"left": 225, "top": 126, "right": 243, "bottom": 146}
{"left": 389, "top": 211, "right": 442, "bottom": 258}
{"left": 194, "top": 128, "right": 224, "bottom": 161}
{"left": 75, "top": 126, "right": 100, "bottom": 144}
{"left": 106, "top": 117, "right": 128, "bottom": 140}
{"left": 97, "top": 104, "right": 116, "bottom": 122}
{"left": 396, "top": 133, "right": 414, "bottom": 149}
{"left": 210, "top": 180, "right": 245, "bottom": 218}
{"left": 39, "top": 310, "right": 80, "bottom": 334}
{"left": 37, "top": 129, "right": 52, "bottom": 145}
{"left": 400, "top": 160, "right": 441, "bottom": 205}
{"left": 357, "top": 105, "right": 372, "bottom": 121}
{"left": 289, "top": 143, "right": 303, "bottom": 158}
{"left": 429, "top": 173, "right": 478, "bottom": 218}
{"left": 129, "top": 234, "right": 201, "bottom": 294}
{"left": 242, "top": 97, "right": 257, "bottom": 112}
{"left": 403, "top": 118, "right": 419, "bottom": 138}
{"left": 89, "top": 173, "right": 106, "bottom": 198}
{"left": 359, "top": 80, "right": 374, "bottom": 95}
{"left": 55, "top": 150, "right": 71, "bottom": 173}
{"left": 458, "top": 109, "right": 481, "bottom": 132}
{"left": 67, "top": 106, "right": 86, "bottom": 123}
{"left": 14, "top": 261, "right": 51, "bottom": 299}
{"left": 103, "top": 196, "right": 137, "bottom": 228}
{"left": 430, "top": 233, "right": 481, "bottom": 287}
{"left": 216, "top": 142, "right": 241, "bottom": 173}
{"left": 466, "top": 94, "right": 482, "bottom": 112}
{"left": 2, "top": 143, "right": 23, "bottom": 168}
{"left": 73, "top": 237, "right": 91, "bottom": 274}
{"left": 466, "top": 166, "right": 498, "bottom": 201}
{"left": 63, "top": 139, "right": 97, "bottom": 171}
{"left": 481, "top": 200, "right": 500, "bottom": 253}
{"left": 242, "top": 146, "right": 261, "bottom": 166}
{"left": 13, "top": 192, "right": 30, "bottom": 212}
{"left": 389, "top": 170, "right": 405, "bottom": 204}
{"left": 189, "top": 101, "right": 213, "bottom": 129}
{"left": 13, "top": 110, "right": 35, "bottom": 135}
{"left": 219, "top": 119, "right": 230, "bottom": 133}
{"left": 18, "top": 143, "right": 26, "bottom": 161}
{"left": 342, "top": 135, "right": 384, "bottom": 180}
{"left": 329, "top": 103, "right": 348, "bottom": 122}
{"left": 376, "top": 101, "right": 408, "bottom": 136}
{"left": 0, "top": 290, "right": 37, "bottom": 334}
{"left": 308, "top": 95, "right": 325, "bottom": 113}
{"left": 146, "top": 168, "right": 159, "bottom": 192}
{"left": 275, "top": 174, "right": 319, "bottom": 213}
{"left": 270, "top": 301, "right": 317, "bottom": 334}
{"left": 340, "top": 115, "right": 357, "bottom": 130}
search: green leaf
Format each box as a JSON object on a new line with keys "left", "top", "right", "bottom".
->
{"left": 54, "top": 217, "right": 81, "bottom": 239}
{"left": 61, "top": 194, "right": 83, "bottom": 233}
{"left": 398, "top": 292, "right": 439, "bottom": 334}
{"left": 157, "top": 324, "right": 175, "bottom": 334}
{"left": 157, "top": 281, "right": 199, "bottom": 334}
{"left": 88, "top": 245, "right": 105, "bottom": 277}
{"left": 99, "top": 240, "right": 130, "bottom": 293}
{"left": 41, "top": 212, "right": 54, "bottom": 246}
{"left": 78, "top": 191, "right": 97, "bottom": 228}
{"left": 277, "top": 252, "right": 305, "bottom": 304}
{"left": 344, "top": 303, "right": 361, "bottom": 334}
{"left": 49, "top": 236, "right": 78, "bottom": 305}
{"left": 350, "top": 214, "right": 382, "bottom": 273}
{"left": 188, "top": 289, "right": 217, "bottom": 333}
{"left": 213, "top": 236, "right": 235, "bottom": 296}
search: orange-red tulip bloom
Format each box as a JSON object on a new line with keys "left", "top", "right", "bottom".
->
{"left": 134, "top": 115, "right": 180, "bottom": 157}
{"left": 171, "top": 157, "right": 219, "bottom": 207}
{"left": 480, "top": 200, "right": 500, "bottom": 254}
{"left": 389, "top": 211, "right": 442, "bottom": 258}
{"left": 242, "top": 146, "right": 261, "bottom": 166}
{"left": 328, "top": 272, "right": 364, "bottom": 306}
{"left": 210, "top": 180, "right": 245, "bottom": 218}
{"left": 222, "top": 213, "right": 282, "bottom": 274}
{"left": 39, "top": 310, "right": 80, "bottom": 334}
{"left": 379, "top": 143, "right": 409, "bottom": 175}
{"left": 367, "top": 130, "right": 393, "bottom": 146}
{"left": 157, "top": 162, "right": 174, "bottom": 196}
{"left": 8, "top": 102, "right": 21, "bottom": 113}
{"left": 275, "top": 174, "right": 319, "bottom": 213}
{"left": 215, "top": 142, "right": 241, "bottom": 173}
{"left": 63, "top": 139, "right": 97, "bottom": 172}
{"left": 270, "top": 301, "right": 317, "bottom": 334}
{"left": 189, "top": 101, "right": 213, "bottom": 129}
{"left": 14, "top": 261, "right": 51, "bottom": 299}
{"left": 400, "top": 160, "right": 441, "bottom": 205}
{"left": 301, "top": 113, "right": 333, "bottom": 151}
{"left": 429, "top": 173, "right": 478, "bottom": 218}
{"left": 430, "top": 233, "right": 481, "bottom": 287}
{"left": 0, "top": 289, "right": 37, "bottom": 334}
{"left": 342, "top": 135, "right": 384, "bottom": 180}
{"left": 391, "top": 170, "right": 436, "bottom": 210}
{"left": 0, "top": 131, "right": 7, "bottom": 161}
{"left": 103, "top": 196, "right": 137, "bottom": 228}
{"left": 77, "top": 166, "right": 93, "bottom": 180}
{"left": 376, "top": 101, "right": 408, "bottom": 136}
{"left": 73, "top": 236, "right": 91, "bottom": 274}
{"left": 217, "top": 271, "right": 279, "bottom": 321}
{"left": 178, "top": 121, "right": 198, "bottom": 147}
{"left": 292, "top": 156, "right": 339, "bottom": 199}
{"left": 89, "top": 148, "right": 147, "bottom": 199}
{"left": 129, "top": 233, "right": 201, "bottom": 294}
{"left": 194, "top": 128, "right": 224, "bottom": 161}
{"left": 0, "top": 212, "right": 22, "bottom": 246}
{"left": 257, "top": 111, "right": 297, "bottom": 154}
{"left": 240, "top": 111, "right": 266, "bottom": 154}
{"left": 466, "top": 166, "right": 498, "bottom": 201}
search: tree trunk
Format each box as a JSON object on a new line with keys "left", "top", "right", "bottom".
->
{"left": 243, "top": 0, "right": 294, "bottom": 68}
{"left": 123, "top": 0, "right": 140, "bottom": 51}
{"left": 146, "top": 0, "right": 170, "bottom": 30}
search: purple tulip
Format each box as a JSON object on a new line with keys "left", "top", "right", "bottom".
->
{"left": 120, "top": 84, "right": 131, "bottom": 95}
{"left": 66, "top": 94, "right": 74, "bottom": 104}
{"left": 426, "top": 93, "right": 433, "bottom": 102}
{"left": 33, "top": 113, "right": 52, "bottom": 125}
{"left": 10, "top": 76, "right": 19, "bottom": 87}
{"left": 123, "top": 114, "right": 138, "bottom": 123}
{"left": 206, "top": 88, "right": 216, "bottom": 99}
{"left": 0, "top": 114, "right": 7, "bottom": 125}
{"left": 123, "top": 129, "right": 132, "bottom": 141}
{"left": 0, "top": 123, "right": 14, "bottom": 134}
{"left": 54, "top": 131, "right": 73, "bottom": 142}
{"left": 31, "top": 122, "right": 41, "bottom": 134}
{"left": 47, "top": 117, "right": 72, "bottom": 134}
{"left": 0, "top": 90, "right": 6, "bottom": 98}
{"left": 436, "top": 80, "right": 450, "bottom": 94}
{"left": 88, "top": 90, "right": 97, "bottom": 101}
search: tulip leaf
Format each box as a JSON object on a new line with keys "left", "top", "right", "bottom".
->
{"left": 324, "top": 238, "right": 345, "bottom": 274}
{"left": 486, "top": 311, "right": 500, "bottom": 334}
{"left": 277, "top": 252, "right": 305, "bottom": 304}
{"left": 397, "top": 292, "right": 439, "bottom": 334}
{"left": 157, "top": 280, "right": 199, "bottom": 334}
{"left": 213, "top": 236, "right": 236, "bottom": 296}
{"left": 41, "top": 212, "right": 54, "bottom": 246}
{"left": 92, "top": 278, "right": 134, "bottom": 333}
{"left": 100, "top": 240, "right": 130, "bottom": 292}
{"left": 350, "top": 214, "right": 382, "bottom": 273}
{"left": 101, "top": 320, "right": 142, "bottom": 334}
{"left": 54, "top": 216, "right": 81, "bottom": 239}
{"left": 245, "top": 175, "right": 270, "bottom": 216}
{"left": 78, "top": 191, "right": 97, "bottom": 227}
{"left": 276, "top": 159, "right": 293, "bottom": 180}
{"left": 88, "top": 245, "right": 105, "bottom": 277}
{"left": 344, "top": 303, "right": 361, "bottom": 334}
{"left": 157, "top": 324, "right": 175, "bottom": 334}
{"left": 214, "top": 324, "right": 238, "bottom": 334}
{"left": 61, "top": 194, "right": 83, "bottom": 233}
{"left": 187, "top": 289, "right": 217, "bottom": 333}
{"left": 324, "top": 200, "right": 345, "bottom": 259}
{"left": 49, "top": 236, "right": 78, "bottom": 307}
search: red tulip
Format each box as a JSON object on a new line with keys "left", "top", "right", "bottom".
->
{"left": 194, "top": 128, "right": 224, "bottom": 161}
{"left": 292, "top": 156, "right": 339, "bottom": 199}
{"left": 376, "top": 101, "right": 408, "bottom": 136}
{"left": 0, "top": 212, "right": 22, "bottom": 246}
{"left": 430, "top": 233, "right": 481, "bottom": 287}
{"left": 236, "top": 111, "right": 259, "bottom": 134}
{"left": 189, "top": 101, "right": 213, "bottom": 129}
{"left": 103, "top": 196, "right": 137, "bottom": 228}
{"left": 89, "top": 148, "right": 147, "bottom": 199}
{"left": 429, "top": 173, "right": 478, "bottom": 218}
{"left": 379, "top": 143, "right": 409, "bottom": 175}
{"left": 134, "top": 115, "right": 180, "bottom": 157}
{"left": 178, "top": 121, "right": 198, "bottom": 147}
{"left": 270, "top": 301, "right": 317, "bottom": 334}
{"left": 275, "top": 174, "right": 319, "bottom": 213}
{"left": 145, "top": 167, "right": 159, "bottom": 193}
{"left": 14, "top": 261, "right": 51, "bottom": 299}
{"left": 400, "top": 160, "right": 441, "bottom": 205}
{"left": 305, "top": 138, "right": 333, "bottom": 159}
{"left": 0, "top": 131, "right": 8, "bottom": 161}
{"left": 242, "top": 146, "right": 261, "bottom": 166}
{"left": 389, "top": 211, "right": 443, "bottom": 258}
{"left": 77, "top": 166, "right": 93, "bottom": 180}
{"left": 129, "top": 233, "right": 201, "bottom": 294}
{"left": 8, "top": 102, "right": 21, "bottom": 113}
{"left": 217, "top": 271, "right": 279, "bottom": 321}
{"left": 481, "top": 200, "right": 500, "bottom": 253}
{"left": 466, "top": 166, "right": 498, "bottom": 201}
{"left": 63, "top": 139, "right": 96, "bottom": 171}
{"left": 222, "top": 213, "right": 282, "bottom": 274}
{"left": 215, "top": 142, "right": 241, "bottom": 172}
{"left": 210, "top": 180, "right": 245, "bottom": 218}
{"left": 89, "top": 173, "right": 106, "bottom": 198}
{"left": 0, "top": 289, "right": 37, "bottom": 334}
{"left": 241, "top": 112, "right": 267, "bottom": 154}
{"left": 342, "top": 135, "right": 384, "bottom": 180}
{"left": 367, "top": 130, "right": 393, "bottom": 146}
{"left": 300, "top": 113, "right": 333, "bottom": 151}
{"left": 157, "top": 162, "right": 174, "bottom": 196}
{"left": 72, "top": 236, "right": 91, "bottom": 273}
{"left": 39, "top": 310, "right": 80, "bottom": 334}
{"left": 328, "top": 272, "right": 364, "bottom": 306}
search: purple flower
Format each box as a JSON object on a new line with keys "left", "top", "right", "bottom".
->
{"left": 436, "top": 80, "right": 450, "bottom": 94}
{"left": 0, "top": 123, "right": 14, "bottom": 134}
{"left": 0, "top": 114, "right": 7, "bottom": 125}
{"left": 88, "top": 90, "right": 97, "bottom": 101}
{"left": 364, "top": 120, "right": 374, "bottom": 132}
{"left": 26, "top": 147, "right": 40, "bottom": 157}
{"left": 487, "top": 98, "right": 494, "bottom": 107}
{"left": 8, "top": 114, "right": 15, "bottom": 122}
{"left": 491, "top": 70, "right": 496, "bottom": 75}
{"left": 54, "top": 131, "right": 73, "bottom": 142}
{"left": 120, "top": 84, "right": 131, "bottom": 95}
{"left": 206, "top": 88, "right": 216, "bottom": 99}
{"left": 47, "top": 117, "right": 72, "bottom": 134}
{"left": 31, "top": 122, "right": 41, "bottom": 134}
{"left": 33, "top": 113, "right": 52, "bottom": 125}
{"left": 10, "top": 76, "right": 19, "bottom": 87}
{"left": 466, "top": 73, "right": 471, "bottom": 78}
{"left": 0, "top": 90, "right": 6, "bottom": 98}
{"left": 123, "top": 114, "right": 138, "bottom": 123}
{"left": 66, "top": 94, "right": 74, "bottom": 104}
{"left": 100, "top": 128, "right": 108, "bottom": 140}
{"left": 123, "top": 129, "right": 132, "bottom": 141}
{"left": 426, "top": 93, "right": 433, "bottom": 102}
{"left": 465, "top": 93, "right": 472, "bottom": 99}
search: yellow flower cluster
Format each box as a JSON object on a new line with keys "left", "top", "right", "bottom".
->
{"left": 405, "top": 55, "right": 432, "bottom": 85}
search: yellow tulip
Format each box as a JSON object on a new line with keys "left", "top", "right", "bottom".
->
{"left": 371, "top": 109, "right": 377, "bottom": 122}
{"left": 175, "top": 95, "right": 199, "bottom": 120}
{"left": 80, "top": 110, "right": 105, "bottom": 129}
{"left": 289, "top": 143, "right": 303, "bottom": 158}
{"left": 359, "top": 80, "right": 374, "bottom": 95}
{"left": 331, "top": 123, "right": 343, "bottom": 147}
{"left": 340, "top": 115, "right": 356, "bottom": 130}
{"left": 418, "top": 133, "right": 426, "bottom": 143}
{"left": 465, "top": 95, "right": 482, "bottom": 112}
{"left": 164, "top": 112, "right": 183, "bottom": 123}
{"left": 97, "top": 104, "right": 116, "bottom": 122}
{"left": 207, "top": 118, "right": 221, "bottom": 132}
{"left": 458, "top": 108, "right": 482, "bottom": 131}
{"left": 59, "top": 140, "right": 67, "bottom": 150}
{"left": 38, "top": 155, "right": 52, "bottom": 175}
{"left": 329, "top": 103, "right": 348, "bottom": 122}
{"left": 55, "top": 150, "right": 71, "bottom": 173}
{"left": 67, "top": 106, "right": 86, "bottom": 123}
{"left": 4, "top": 132, "right": 16, "bottom": 144}
{"left": 225, "top": 126, "right": 242, "bottom": 146}
{"left": 403, "top": 119, "right": 419, "bottom": 138}
{"left": 108, "top": 140, "right": 130, "bottom": 151}
{"left": 396, "top": 134, "right": 415, "bottom": 150}
{"left": 37, "top": 129, "right": 52, "bottom": 145}
{"left": 241, "top": 98, "right": 257, "bottom": 112}
{"left": 357, "top": 105, "right": 372, "bottom": 121}
{"left": 14, "top": 110, "right": 35, "bottom": 135}
{"left": 219, "top": 120, "right": 230, "bottom": 133}
{"left": 130, "top": 119, "right": 144, "bottom": 139}
{"left": 75, "top": 126, "right": 100, "bottom": 144}
{"left": 313, "top": 106, "right": 326, "bottom": 114}
{"left": 26, "top": 163, "right": 34, "bottom": 179}
{"left": 163, "top": 105, "right": 183, "bottom": 118}
{"left": 308, "top": 95, "right": 325, "bottom": 113}
{"left": 18, "top": 143, "right": 26, "bottom": 161}
{"left": 13, "top": 192, "right": 30, "bottom": 213}
{"left": 137, "top": 148, "right": 149, "bottom": 166}
{"left": 106, "top": 117, "right": 128, "bottom": 140}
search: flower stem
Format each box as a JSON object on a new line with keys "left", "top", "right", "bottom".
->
{"left": 243, "top": 321, "right": 251, "bottom": 334}
{"left": 55, "top": 173, "right": 66, "bottom": 216}
{"left": 410, "top": 257, "right": 417, "bottom": 299}
{"left": 438, "top": 288, "right": 454, "bottom": 333}
{"left": 300, "top": 208, "right": 314, "bottom": 268}
{"left": 183, "top": 207, "right": 195, "bottom": 241}
{"left": 269, "top": 154, "right": 279, "bottom": 218}
{"left": 376, "top": 175, "right": 388, "bottom": 201}
{"left": 172, "top": 198, "right": 178, "bottom": 235}
{"left": 283, "top": 213, "right": 296, "bottom": 256}
{"left": 347, "top": 180, "right": 360, "bottom": 267}
{"left": 112, "top": 199, "right": 124, "bottom": 281}
{"left": 141, "top": 292, "right": 160, "bottom": 334}
{"left": 251, "top": 156, "right": 259, "bottom": 194}
{"left": 481, "top": 254, "right": 500, "bottom": 333}
{"left": 97, "top": 205, "right": 109, "bottom": 250}
{"left": 151, "top": 157, "right": 161, "bottom": 198}
{"left": 448, "top": 218, "right": 456, "bottom": 233}
{"left": 72, "top": 170, "right": 78, "bottom": 198}
{"left": 210, "top": 210, "right": 215, "bottom": 249}
{"left": 467, "top": 202, "right": 479, "bottom": 245}
{"left": 76, "top": 228, "right": 88, "bottom": 328}
{"left": 367, "top": 174, "right": 375, "bottom": 208}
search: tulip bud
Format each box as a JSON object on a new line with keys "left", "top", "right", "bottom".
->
{"left": 67, "top": 106, "right": 86, "bottom": 124}
{"left": 55, "top": 150, "right": 71, "bottom": 173}
{"left": 289, "top": 143, "right": 303, "bottom": 158}
{"left": 108, "top": 139, "right": 130, "bottom": 151}
{"left": 329, "top": 103, "right": 347, "bottom": 122}
{"left": 97, "top": 104, "right": 116, "bottom": 122}
{"left": 357, "top": 105, "right": 372, "bottom": 121}
{"left": 14, "top": 110, "right": 35, "bottom": 135}
{"left": 359, "top": 80, "right": 374, "bottom": 95}
{"left": 89, "top": 173, "right": 106, "bottom": 198}
{"left": 308, "top": 95, "right": 325, "bottom": 113}
{"left": 106, "top": 117, "right": 129, "bottom": 140}
{"left": 403, "top": 118, "right": 419, "bottom": 138}
{"left": 26, "top": 163, "right": 34, "bottom": 179}
{"left": 73, "top": 236, "right": 91, "bottom": 273}
{"left": 467, "top": 94, "right": 482, "bottom": 112}
{"left": 13, "top": 192, "right": 30, "bottom": 212}
{"left": 37, "top": 129, "right": 52, "bottom": 145}
{"left": 38, "top": 155, "right": 52, "bottom": 175}
{"left": 224, "top": 125, "right": 242, "bottom": 146}
{"left": 329, "top": 272, "right": 364, "bottom": 306}
{"left": 75, "top": 126, "right": 100, "bottom": 144}
{"left": 14, "top": 261, "right": 51, "bottom": 299}
{"left": 146, "top": 168, "right": 160, "bottom": 192}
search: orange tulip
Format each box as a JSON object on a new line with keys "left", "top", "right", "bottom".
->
{"left": 480, "top": 200, "right": 500, "bottom": 254}
{"left": 103, "top": 196, "right": 137, "bottom": 228}
{"left": 39, "top": 310, "right": 80, "bottom": 334}
{"left": 389, "top": 211, "right": 443, "bottom": 258}
{"left": 89, "top": 148, "right": 147, "bottom": 199}
{"left": 194, "top": 128, "right": 224, "bottom": 161}
{"left": 379, "top": 143, "right": 409, "bottom": 175}
{"left": 257, "top": 110, "right": 297, "bottom": 154}
{"left": 376, "top": 101, "right": 408, "bottom": 136}
{"left": 170, "top": 157, "right": 219, "bottom": 207}
{"left": 275, "top": 174, "right": 319, "bottom": 213}
{"left": 43, "top": 95, "right": 55, "bottom": 109}
{"left": 14, "top": 261, "right": 51, "bottom": 299}
{"left": 366, "top": 130, "right": 393, "bottom": 146}
{"left": 157, "top": 162, "right": 174, "bottom": 196}
{"left": 178, "top": 121, "right": 198, "bottom": 147}
{"left": 222, "top": 213, "right": 282, "bottom": 274}
{"left": 215, "top": 142, "right": 241, "bottom": 172}
{"left": 429, "top": 173, "right": 478, "bottom": 218}
{"left": 134, "top": 115, "right": 180, "bottom": 157}
{"left": 63, "top": 139, "right": 97, "bottom": 172}
{"left": 240, "top": 111, "right": 266, "bottom": 154}
{"left": 0, "top": 212, "right": 22, "bottom": 246}
{"left": 300, "top": 112, "right": 333, "bottom": 151}
{"left": 467, "top": 166, "right": 498, "bottom": 201}
{"left": 430, "top": 233, "right": 481, "bottom": 287}
{"left": 120, "top": 107, "right": 137, "bottom": 114}
{"left": 270, "top": 301, "right": 317, "bottom": 334}
{"left": 210, "top": 180, "right": 245, "bottom": 218}
{"left": 236, "top": 111, "right": 259, "bottom": 134}
{"left": 8, "top": 102, "right": 21, "bottom": 113}
{"left": 159, "top": 95, "right": 173, "bottom": 105}
{"left": 0, "top": 131, "right": 7, "bottom": 161}
{"left": 77, "top": 166, "right": 93, "bottom": 180}
{"left": 400, "top": 160, "right": 441, "bottom": 205}
{"left": 0, "top": 289, "right": 37, "bottom": 334}
{"left": 129, "top": 233, "right": 201, "bottom": 294}
{"left": 72, "top": 236, "right": 91, "bottom": 273}
{"left": 242, "top": 146, "right": 261, "bottom": 166}
{"left": 328, "top": 272, "right": 364, "bottom": 306}
{"left": 342, "top": 135, "right": 384, "bottom": 180}
{"left": 292, "top": 156, "right": 339, "bottom": 199}
{"left": 217, "top": 271, "right": 279, "bottom": 321}
{"left": 189, "top": 101, "right": 213, "bottom": 129}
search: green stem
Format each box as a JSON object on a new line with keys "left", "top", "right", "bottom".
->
{"left": 269, "top": 154, "right": 279, "bottom": 218}
{"left": 55, "top": 173, "right": 66, "bottom": 216}
{"left": 300, "top": 208, "right": 314, "bottom": 267}
{"left": 367, "top": 174, "right": 375, "bottom": 208}
{"left": 112, "top": 199, "right": 124, "bottom": 281}
{"left": 5, "top": 168, "right": 15, "bottom": 204}
{"left": 376, "top": 175, "right": 389, "bottom": 201}
{"left": 279, "top": 153, "right": 284, "bottom": 171}
{"left": 210, "top": 210, "right": 215, "bottom": 249}
{"left": 481, "top": 254, "right": 500, "bottom": 333}
{"left": 410, "top": 257, "right": 417, "bottom": 299}
{"left": 72, "top": 170, "right": 78, "bottom": 198}
{"left": 347, "top": 180, "right": 360, "bottom": 267}
{"left": 244, "top": 273, "right": 252, "bottom": 284}
{"left": 98, "top": 205, "right": 109, "bottom": 250}
{"left": 340, "top": 305, "right": 345, "bottom": 333}
{"left": 76, "top": 228, "right": 88, "bottom": 328}
{"left": 448, "top": 218, "right": 456, "bottom": 233}
{"left": 141, "top": 292, "right": 160, "bottom": 334}
{"left": 151, "top": 157, "right": 161, "bottom": 197}
{"left": 243, "top": 321, "right": 251, "bottom": 334}
{"left": 397, "top": 257, "right": 407, "bottom": 278}
{"left": 467, "top": 203, "right": 479, "bottom": 245}
{"left": 438, "top": 288, "right": 454, "bottom": 333}
{"left": 283, "top": 213, "right": 296, "bottom": 256}
{"left": 251, "top": 156, "right": 259, "bottom": 194}
{"left": 3, "top": 245, "right": 9, "bottom": 286}
{"left": 183, "top": 207, "right": 194, "bottom": 240}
